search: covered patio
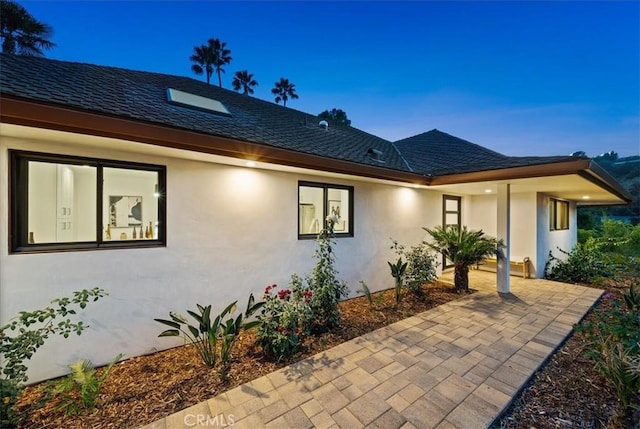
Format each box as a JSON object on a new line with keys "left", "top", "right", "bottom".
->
{"left": 142, "top": 271, "right": 603, "bottom": 429}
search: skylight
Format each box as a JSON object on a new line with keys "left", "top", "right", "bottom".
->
{"left": 166, "top": 88, "right": 231, "bottom": 116}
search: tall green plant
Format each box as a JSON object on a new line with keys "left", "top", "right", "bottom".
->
{"left": 155, "top": 294, "right": 263, "bottom": 368}
{"left": 307, "top": 216, "right": 348, "bottom": 332}
{"left": 388, "top": 258, "right": 407, "bottom": 305}
{"left": 0, "top": 287, "right": 107, "bottom": 427}
{"left": 423, "top": 225, "right": 503, "bottom": 293}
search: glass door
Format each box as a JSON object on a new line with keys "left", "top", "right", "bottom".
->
{"left": 442, "top": 195, "right": 461, "bottom": 268}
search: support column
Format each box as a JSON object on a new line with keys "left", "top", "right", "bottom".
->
{"left": 496, "top": 184, "right": 511, "bottom": 293}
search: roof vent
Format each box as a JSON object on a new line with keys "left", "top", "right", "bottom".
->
{"left": 319, "top": 120, "right": 329, "bottom": 130}
{"left": 166, "top": 88, "right": 231, "bottom": 117}
{"left": 367, "top": 148, "right": 385, "bottom": 163}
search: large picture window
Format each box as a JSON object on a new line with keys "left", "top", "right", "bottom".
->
{"left": 10, "top": 151, "right": 166, "bottom": 252}
{"left": 298, "top": 181, "right": 353, "bottom": 238}
{"left": 549, "top": 198, "right": 569, "bottom": 231}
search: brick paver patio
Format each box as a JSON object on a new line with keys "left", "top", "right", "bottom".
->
{"left": 141, "top": 271, "right": 602, "bottom": 429}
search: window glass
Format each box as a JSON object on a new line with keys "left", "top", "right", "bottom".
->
{"left": 27, "top": 161, "right": 97, "bottom": 244}
{"left": 299, "top": 185, "right": 323, "bottom": 235}
{"left": 328, "top": 187, "right": 350, "bottom": 233}
{"left": 104, "top": 168, "right": 160, "bottom": 241}
{"left": 298, "top": 182, "right": 353, "bottom": 238}
{"left": 11, "top": 151, "right": 165, "bottom": 252}
{"left": 550, "top": 198, "right": 569, "bottom": 230}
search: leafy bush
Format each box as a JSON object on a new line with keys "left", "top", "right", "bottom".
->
{"left": 155, "top": 294, "right": 263, "bottom": 368}
{"left": 390, "top": 239, "right": 438, "bottom": 295}
{"left": 578, "top": 285, "right": 640, "bottom": 411}
{"left": 55, "top": 353, "right": 123, "bottom": 415}
{"left": 256, "top": 277, "right": 313, "bottom": 360}
{"left": 306, "top": 217, "right": 348, "bottom": 332}
{"left": 0, "top": 288, "right": 107, "bottom": 428}
{"left": 545, "top": 240, "right": 616, "bottom": 284}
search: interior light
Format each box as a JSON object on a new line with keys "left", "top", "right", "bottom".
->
{"left": 245, "top": 161, "right": 256, "bottom": 168}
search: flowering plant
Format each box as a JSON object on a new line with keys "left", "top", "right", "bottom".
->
{"left": 256, "top": 275, "right": 313, "bottom": 360}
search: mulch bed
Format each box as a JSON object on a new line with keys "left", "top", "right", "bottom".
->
{"left": 496, "top": 281, "right": 639, "bottom": 429}
{"left": 15, "top": 283, "right": 464, "bottom": 429}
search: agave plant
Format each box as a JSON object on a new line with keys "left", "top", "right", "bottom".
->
{"left": 424, "top": 225, "right": 503, "bottom": 293}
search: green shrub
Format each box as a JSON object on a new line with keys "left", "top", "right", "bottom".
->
{"left": 545, "top": 240, "right": 616, "bottom": 284}
{"left": 0, "top": 288, "right": 107, "bottom": 428}
{"left": 155, "top": 294, "right": 263, "bottom": 368}
{"left": 306, "top": 217, "right": 348, "bottom": 332}
{"left": 55, "top": 353, "right": 123, "bottom": 415}
{"left": 390, "top": 239, "right": 438, "bottom": 295}
{"left": 256, "top": 277, "right": 313, "bottom": 360}
{"left": 578, "top": 285, "right": 640, "bottom": 412}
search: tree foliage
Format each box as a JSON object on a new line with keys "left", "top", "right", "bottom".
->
{"left": 423, "top": 226, "right": 503, "bottom": 293}
{"left": 271, "top": 78, "right": 299, "bottom": 107}
{"left": 189, "top": 38, "right": 232, "bottom": 86}
{"left": 232, "top": 70, "right": 258, "bottom": 95}
{"left": 0, "top": 0, "right": 55, "bottom": 56}
{"left": 318, "top": 108, "right": 351, "bottom": 126}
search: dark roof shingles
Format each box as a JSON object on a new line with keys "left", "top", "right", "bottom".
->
{"left": 0, "top": 54, "right": 409, "bottom": 172}
{"left": 394, "top": 129, "right": 576, "bottom": 176}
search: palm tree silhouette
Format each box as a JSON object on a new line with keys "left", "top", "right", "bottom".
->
{"left": 232, "top": 70, "right": 258, "bottom": 95}
{"left": 271, "top": 78, "right": 299, "bottom": 107}
{"left": 189, "top": 38, "right": 232, "bottom": 86}
{"left": 0, "top": 0, "right": 55, "bottom": 55}
{"left": 189, "top": 43, "right": 214, "bottom": 84}
{"left": 210, "top": 38, "right": 232, "bottom": 88}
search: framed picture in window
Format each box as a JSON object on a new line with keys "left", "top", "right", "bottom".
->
{"left": 109, "top": 196, "right": 143, "bottom": 227}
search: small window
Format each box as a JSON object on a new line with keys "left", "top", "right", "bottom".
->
{"left": 10, "top": 151, "right": 166, "bottom": 252}
{"left": 298, "top": 181, "right": 353, "bottom": 238}
{"left": 550, "top": 198, "right": 569, "bottom": 231}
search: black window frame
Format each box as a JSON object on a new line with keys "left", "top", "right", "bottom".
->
{"left": 9, "top": 150, "right": 167, "bottom": 253}
{"left": 549, "top": 198, "right": 570, "bottom": 231}
{"left": 298, "top": 181, "right": 354, "bottom": 239}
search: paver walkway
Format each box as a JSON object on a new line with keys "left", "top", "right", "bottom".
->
{"left": 141, "top": 272, "right": 602, "bottom": 429}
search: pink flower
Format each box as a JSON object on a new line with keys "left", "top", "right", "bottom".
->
{"left": 278, "top": 289, "right": 292, "bottom": 300}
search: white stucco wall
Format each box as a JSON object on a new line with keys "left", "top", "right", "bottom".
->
{"left": 467, "top": 192, "right": 539, "bottom": 276}
{"left": 0, "top": 134, "right": 444, "bottom": 383}
{"left": 536, "top": 193, "right": 578, "bottom": 277}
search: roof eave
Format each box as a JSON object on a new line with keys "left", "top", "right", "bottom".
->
{"left": 429, "top": 159, "right": 632, "bottom": 204}
{"left": 0, "top": 95, "right": 428, "bottom": 185}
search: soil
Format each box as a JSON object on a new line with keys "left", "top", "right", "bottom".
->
{"left": 496, "top": 281, "right": 639, "bottom": 429}
{"left": 15, "top": 283, "right": 464, "bottom": 429}
{"left": 15, "top": 280, "right": 638, "bottom": 429}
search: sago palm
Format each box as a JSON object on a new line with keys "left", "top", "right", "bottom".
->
{"left": 271, "top": 78, "right": 299, "bottom": 107}
{"left": 423, "top": 225, "right": 503, "bottom": 293}
{"left": 0, "top": 0, "right": 55, "bottom": 56}
{"left": 232, "top": 70, "right": 258, "bottom": 95}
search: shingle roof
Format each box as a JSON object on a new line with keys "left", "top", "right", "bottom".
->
{"left": 0, "top": 54, "right": 576, "bottom": 177}
{"left": 394, "top": 129, "right": 576, "bottom": 176}
{"left": 0, "top": 54, "right": 410, "bottom": 172}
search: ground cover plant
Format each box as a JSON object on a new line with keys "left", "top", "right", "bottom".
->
{"left": 0, "top": 288, "right": 107, "bottom": 428}
{"left": 14, "top": 282, "right": 463, "bottom": 428}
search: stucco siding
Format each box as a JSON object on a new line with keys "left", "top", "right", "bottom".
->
{"left": 1, "top": 134, "right": 443, "bottom": 383}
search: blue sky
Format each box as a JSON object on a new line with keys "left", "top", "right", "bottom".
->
{"left": 22, "top": 1, "right": 640, "bottom": 157}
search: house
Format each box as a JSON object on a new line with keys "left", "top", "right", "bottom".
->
{"left": 0, "top": 54, "right": 630, "bottom": 383}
